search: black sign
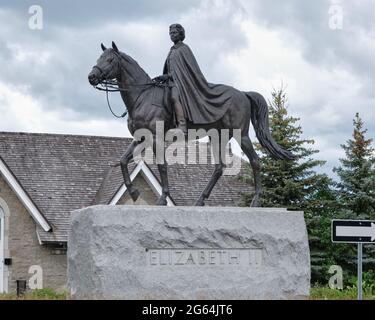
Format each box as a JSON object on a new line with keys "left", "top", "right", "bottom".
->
{"left": 332, "top": 220, "right": 375, "bottom": 244}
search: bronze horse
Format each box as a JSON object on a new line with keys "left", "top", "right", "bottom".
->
{"left": 88, "top": 42, "right": 293, "bottom": 207}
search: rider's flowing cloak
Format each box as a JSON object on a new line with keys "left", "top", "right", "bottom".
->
{"left": 163, "top": 42, "right": 233, "bottom": 124}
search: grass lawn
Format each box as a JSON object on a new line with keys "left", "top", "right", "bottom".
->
{"left": 1, "top": 286, "right": 374, "bottom": 300}
{"left": 0, "top": 288, "right": 68, "bottom": 300}
{"left": 310, "top": 285, "right": 375, "bottom": 300}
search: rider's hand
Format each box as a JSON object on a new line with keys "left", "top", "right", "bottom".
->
{"left": 153, "top": 74, "right": 170, "bottom": 82}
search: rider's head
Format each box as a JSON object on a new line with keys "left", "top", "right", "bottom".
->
{"left": 169, "top": 24, "right": 185, "bottom": 43}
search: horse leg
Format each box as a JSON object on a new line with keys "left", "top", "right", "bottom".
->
{"left": 120, "top": 140, "right": 140, "bottom": 202}
{"left": 153, "top": 135, "right": 170, "bottom": 206}
{"left": 240, "top": 135, "right": 262, "bottom": 207}
{"left": 194, "top": 136, "right": 225, "bottom": 206}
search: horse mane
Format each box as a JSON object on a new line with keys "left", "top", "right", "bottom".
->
{"left": 118, "top": 51, "right": 151, "bottom": 83}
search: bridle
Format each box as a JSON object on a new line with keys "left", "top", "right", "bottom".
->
{"left": 92, "top": 50, "right": 166, "bottom": 118}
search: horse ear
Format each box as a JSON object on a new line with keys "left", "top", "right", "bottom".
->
{"left": 112, "top": 41, "right": 119, "bottom": 52}
{"left": 101, "top": 43, "right": 107, "bottom": 51}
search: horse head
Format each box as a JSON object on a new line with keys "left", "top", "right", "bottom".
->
{"left": 88, "top": 41, "right": 121, "bottom": 86}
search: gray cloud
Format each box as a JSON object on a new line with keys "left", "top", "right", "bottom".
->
{"left": 237, "top": 0, "right": 374, "bottom": 173}
{"left": 2, "top": 0, "right": 202, "bottom": 27}
{"left": 0, "top": 1, "right": 248, "bottom": 120}
{"left": 242, "top": 0, "right": 375, "bottom": 97}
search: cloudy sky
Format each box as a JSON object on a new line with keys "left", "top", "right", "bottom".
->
{"left": 0, "top": 0, "right": 374, "bottom": 176}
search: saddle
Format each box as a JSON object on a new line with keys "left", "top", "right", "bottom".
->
{"left": 151, "top": 84, "right": 176, "bottom": 126}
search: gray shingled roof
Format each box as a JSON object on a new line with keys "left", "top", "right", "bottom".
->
{"left": 0, "top": 132, "right": 253, "bottom": 243}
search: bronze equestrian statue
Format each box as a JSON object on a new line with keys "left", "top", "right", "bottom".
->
{"left": 88, "top": 24, "right": 293, "bottom": 207}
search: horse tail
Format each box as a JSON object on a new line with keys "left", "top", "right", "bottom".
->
{"left": 245, "top": 91, "right": 294, "bottom": 160}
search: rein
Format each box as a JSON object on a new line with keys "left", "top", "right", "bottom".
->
{"left": 95, "top": 80, "right": 156, "bottom": 118}
{"left": 92, "top": 53, "right": 166, "bottom": 118}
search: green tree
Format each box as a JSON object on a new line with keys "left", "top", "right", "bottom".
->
{"left": 334, "top": 113, "right": 375, "bottom": 217}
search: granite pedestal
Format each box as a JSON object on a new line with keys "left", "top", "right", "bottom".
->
{"left": 68, "top": 206, "right": 310, "bottom": 299}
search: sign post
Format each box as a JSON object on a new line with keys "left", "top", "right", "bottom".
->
{"left": 332, "top": 220, "right": 375, "bottom": 300}
{"left": 357, "top": 243, "right": 362, "bottom": 300}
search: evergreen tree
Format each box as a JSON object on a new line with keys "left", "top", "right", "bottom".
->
{"left": 334, "top": 113, "right": 375, "bottom": 217}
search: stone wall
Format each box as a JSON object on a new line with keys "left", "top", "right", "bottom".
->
{"left": 0, "top": 176, "right": 67, "bottom": 293}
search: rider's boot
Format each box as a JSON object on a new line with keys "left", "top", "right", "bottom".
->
{"left": 169, "top": 101, "right": 188, "bottom": 136}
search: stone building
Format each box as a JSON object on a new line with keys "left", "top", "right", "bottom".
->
{"left": 0, "top": 132, "right": 252, "bottom": 293}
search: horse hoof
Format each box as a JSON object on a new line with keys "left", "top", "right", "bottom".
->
{"left": 130, "top": 189, "right": 140, "bottom": 202}
{"left": 156, "top": 197, "right": 167, "bottom": 206}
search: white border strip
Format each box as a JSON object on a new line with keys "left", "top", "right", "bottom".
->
{"left": 0, "top": 158, "right": 51, "bottom": 232}
{"left": 109, "top": 161, "right": 174, "bottom": 206}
